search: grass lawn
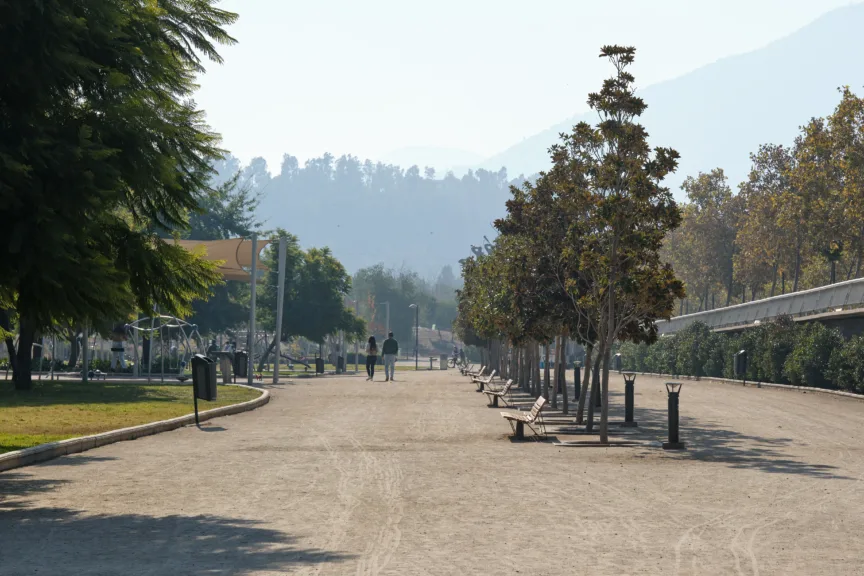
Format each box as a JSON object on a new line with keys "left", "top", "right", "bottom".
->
{"left": 0, "top": 379, "right": 261, "bottom": 454}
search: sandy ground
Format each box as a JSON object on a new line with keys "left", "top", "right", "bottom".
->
{"left": 1, "top": 370, "right": 863, "bottom": 575}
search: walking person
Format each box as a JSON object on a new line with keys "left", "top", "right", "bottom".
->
{"left": 382, "top": 332, "right": 399, "bottom": 382}
{"left": 365, "top": 336, "right": 378, "bottom": 381}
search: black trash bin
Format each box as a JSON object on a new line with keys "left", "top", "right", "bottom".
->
{"left": 234, "top": 351, "right": 248, "bottom": 379}
{"left": 191, "top": 354, "right": 217, "bottom": 401}
{"left": 315, "top": 357, "right": 325, "bottom": 374}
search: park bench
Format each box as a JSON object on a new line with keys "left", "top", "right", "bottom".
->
{"left": 465, "top": 364, "right": 485, "bottom": 378}
{"left": 483, "top": 378, "right": 514, "bottom": 407}
{"left": 501, "top": 396, "right": 547, "bottom": 440}
{"left": 473, "top": 369, "right": 497, "bottom": 392}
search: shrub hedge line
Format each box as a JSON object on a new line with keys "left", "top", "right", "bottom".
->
{"left": 616, "top": 317, "right": 864, "bottom": 394}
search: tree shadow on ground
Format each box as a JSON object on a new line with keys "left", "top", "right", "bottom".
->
{"left": 0, "top": 473, "right": 354, "bottom": 575}
{"left": 36, "top": 455, "right": 119, "bottom": 467}
{"left": 541, "top": 397, "right": 852, "bottom": 480}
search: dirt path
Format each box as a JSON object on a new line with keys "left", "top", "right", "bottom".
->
{"left": 1, "top": 371, "right": 863, "bottom": 575}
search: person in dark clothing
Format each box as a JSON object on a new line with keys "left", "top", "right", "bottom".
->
{"left": 365, "top": 336, "right": 378, "bottom": 381}
{"left": 381, "top": 332, "right": 399, "bottom": 381}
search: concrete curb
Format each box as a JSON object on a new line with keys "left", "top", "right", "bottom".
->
{"left": 0, "top": 384, "right": 269, "bottom": 473}
{"left": 625, "top": 371, "right": 864, "bottom": 402}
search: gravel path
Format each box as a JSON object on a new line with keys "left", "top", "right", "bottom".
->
{"left": 1, "top": 370, "right": 863, "bottom": 575}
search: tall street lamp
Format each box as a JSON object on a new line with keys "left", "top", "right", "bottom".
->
{"left": 409, "top": 303, "right": 419, "bottom": 370}
{"left": 380, "top": 301, "right": 390, "bottom": 336}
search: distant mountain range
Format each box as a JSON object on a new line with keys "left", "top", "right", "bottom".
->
{"left": 476, "top": 3, "right": 864, "bottom": 193}
{"left": 251, "top": 4, "right": 864, "bottom": 274}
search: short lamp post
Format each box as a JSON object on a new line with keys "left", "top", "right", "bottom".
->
{"left": 662, "top": 382, "right": 685, "bottom": 450}
{"left": 409, "top": 303, "right": 419, "bottom": 370}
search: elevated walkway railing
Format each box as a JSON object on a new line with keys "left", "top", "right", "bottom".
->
{"left": 657, "top": 277, "right": 864, "bottom": 335}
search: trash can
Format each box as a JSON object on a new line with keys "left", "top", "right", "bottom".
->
{"left": 440, "top": 354, "right": 448, "bottom": 370}
{"left": 234, "top": 350, "right": 248, "bottom": 379}
{"left": 191, "top": 354, "right": 217, "bottom": 401}
{"left": 315, "top": 357, "right": 325, "bottom": 374}
{"left": 337, "top": 356, "right": 344, "bottom": 372}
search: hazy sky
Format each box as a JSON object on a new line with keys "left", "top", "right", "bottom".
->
{"left": 196, "top": 0, "right": 859, "bottom": 172}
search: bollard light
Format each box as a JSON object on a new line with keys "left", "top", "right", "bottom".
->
{"left": 734, "top": 349, "right": 748, "bottom": 386}
{"left": 622, "top": 372, "right": 638, "bottom": 427}
{"left": 662, "top": 382, "right": 685, "bottom": 450}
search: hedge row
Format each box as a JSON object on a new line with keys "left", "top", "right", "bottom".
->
{"left": 616, "top": 317, "right": 864, "bottom": 394}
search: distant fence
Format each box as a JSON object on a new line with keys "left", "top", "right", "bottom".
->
{"left": 657, "top": 277, "right": 864, "bottom": 335}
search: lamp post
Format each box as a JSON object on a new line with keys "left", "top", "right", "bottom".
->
{"left": 409, "top": 303, "right": 418, "bottom": 370}
{"left": 352, "top": 299, "right": 359, "bottom": 373}
{"left": 380, "top": 301, "right": 390, "bottom": 336}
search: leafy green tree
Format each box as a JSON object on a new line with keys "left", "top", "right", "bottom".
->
{"left": 257, "top": 237, "right": 364, "bottom": 367}
{"left": 547, "top": 46, "right": 683, "bottom": 441}
{"left": 182, "top": 174, "right": 263, "bottom": 336}
{"left": 0, "top": 0, "right": 236, "bottom": 388}
{"left": 352, "top": 265, "right": 434, "bottom": 342}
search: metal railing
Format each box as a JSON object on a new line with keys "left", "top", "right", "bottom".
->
{"left": 657, "top": 277, "right": 864, "bottom": 335}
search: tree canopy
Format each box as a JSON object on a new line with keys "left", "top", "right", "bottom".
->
{"left": 0, "top": 0, "right": 237, "bottom": 388}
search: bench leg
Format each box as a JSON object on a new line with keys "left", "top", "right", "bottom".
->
{"left": 492, "top": 395, "right": 498, "bottom": 408}
{"left": 480, "top": 382, "right": 485, "bottom": 392}
{"left": 515, "top": 421, "right": 524, "bottom": 440}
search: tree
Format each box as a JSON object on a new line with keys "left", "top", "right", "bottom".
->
{"left": 257, "top": 238, "right": 364, "bottom": 367}
{"left": 352, "top": 265, "right": 434, "bottom": 341}
{"left": 183, "top": 174, "right": 263, "bottom": 336}
{"left": 0, "top": 0, "right": 237, "bottom": 388}
{"left": 678, "top": 169, "right": 740, "bottom": 309}
{"left": 548, "top": 46, "right": 683, "bottom": 442}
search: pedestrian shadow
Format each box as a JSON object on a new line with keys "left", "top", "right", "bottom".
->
{"left": 0, "top": 473, "right": 354, "bottom": 574}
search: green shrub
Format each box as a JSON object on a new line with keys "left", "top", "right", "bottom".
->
{"left": 827, "top": 335, "right": 864, "bottom": 393}
{"left": 783, "top": 323, "right": 844, "bottom": 388}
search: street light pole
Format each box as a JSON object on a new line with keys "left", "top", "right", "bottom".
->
{"left": 409, "top": 303, "right": 418, "bottom": 370}
{"left": 248, "top": 233, "right": 258, "bottom": 387}
{"left": 354, "top": 299, "right": 359, "bottom": 373}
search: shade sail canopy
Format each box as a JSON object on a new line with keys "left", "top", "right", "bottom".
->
{"left": 175, "top": 238, "right": 270, "bottom": 282}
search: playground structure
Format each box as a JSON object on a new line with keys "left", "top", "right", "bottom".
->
{"left": 126, "top": 315, "right": 205, "bottom": 383}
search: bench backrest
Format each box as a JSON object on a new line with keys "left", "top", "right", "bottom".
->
{"left": 485, "top": 369, "right": 497, "bottom": 382}
{"left": 527, "top": 396, "right": 547, "bottom": 422}
{"left": 499, "top": 379, "right": 513, "bottom": 394}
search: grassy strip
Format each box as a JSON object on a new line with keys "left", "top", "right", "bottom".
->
{"left": 0, "top": 379, "right": 260, "bottom": 454}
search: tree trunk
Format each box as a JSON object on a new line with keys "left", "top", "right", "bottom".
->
{"left": 585, "top": 350, "right": 602, "bottom": 433}
{"left": 1, "top": 310, "right": 19, "bottom": 379}
{"left": 576, "top": 343, "right": 593, "bottom": 425}
{"left": 543, "top": 343, "right": 551, "bottom": 403}
{"left": 561, "top": 335, "right": 569, "bottom": 416}
{"left": 769, "top": 263, "right": 778, "bottom": 297}
{"left": 533, "top": 342, "right": 542, "bottom": 399}
{"left": 14, "top": 316, "right": 35, "bottom": 390}
{"left": 67, "top": 329, "right": 81, "bottom": 368}
{"left": 599, "top": 345, "right": 611, "bottom": 443}
{"left": 547, "top": 339, "right": 556, "bottom": 407}
{"left": 725, "top": 274, "right": 734, "bottom": 307}
{"left": 258, "top": 335, "right": 279, "bottom": 372}
{"left": 793, "top": 246, "right": 801, "bottom": 292}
